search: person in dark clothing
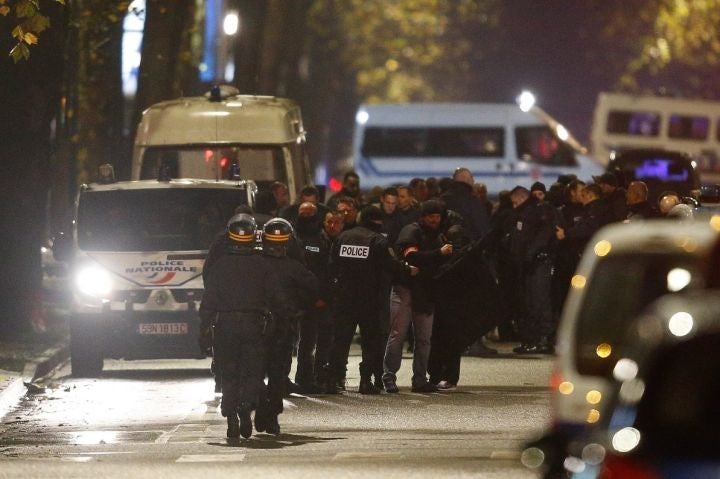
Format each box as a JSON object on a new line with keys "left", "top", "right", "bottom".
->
{"left": 327, "top": 171, "right": 364, "bottom": 210}
{"left": 336, "top": 196, "right": 359, "bottom": 230}
{"left": 383, "top": 200, "right": 453, "bottom": 393}
{"left": 556, "top": 184, "right": 605, "bottom": 303}
{"left": 255, "top": 218, "right": 319, "bottom": 435}
{"left": 378, "top": 187, "right": 403, "bottom": 245}
{"left": 429, "top": 224, "right": 502, "bottom": 387}
{"left": 551, "top": 180, "right": 586, "bottom": 323}
{"left": 440, "top": 167, "right": 490, "bottom": 240}
{"left": 626, "top": 181, "right": 660, "bottom": 220}
{"left": 199, "top": 214, "right": 287, "bottom": 439}
{"left": 325, "top": 205, "right": 417, "bottom": 394}
{"left": 593, "top": 172, "right": 627, "bottom": 224}
{"left": 280, "top": 184, "right": 330, "bottom": 229}
{"left": 293, "top": 202, "right": 330, "bottom": 393}
{"left": 479, "top": 190, "right": 519, "bottom": 343}
{"left": 312, "top": 211, "right": 344, "bottom": 388}
{"left": 530, "top": 182, "right": 547, "bottom": 202}
{"left": 509, "top": 186, "right": 559, "bottom": 355}
{"left": 396, "top": 185, "right": 421, "bottom": 228}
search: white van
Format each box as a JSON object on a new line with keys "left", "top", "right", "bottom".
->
{"left": 133, "top": 86, "right": 312, "bottom": 201}
{"left": 52, "top": 174, "right": 256, "bottom": 377}
{"left": 351, "top": 103, "right": 604, "bottom": 192}
{"left": 591, "top": 92, "right": 720, "bottom": 184}
{"left": 550, "top": 218, "right": 719, "bottom": 435}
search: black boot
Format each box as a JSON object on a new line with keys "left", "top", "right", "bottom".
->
{"left": 226, "top": 413, "right": 240, "bottom": 438}
{"left": 265, "top": 413, "right": 280, "bottom": 435}
{"left": 254, "top": 404, "right": 268, "bottom": 433}
{"left": 238, "top": 403, "right": 252, "bottom": 439}
{"left": 359, "top": 376, "right": 381, "bottom": 395}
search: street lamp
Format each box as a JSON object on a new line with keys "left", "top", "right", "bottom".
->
{"left": 516, "top": 90, "right": 587, "bottom": 154}
{"left": 223, "top": 12, "right": 239, "bottom": 36}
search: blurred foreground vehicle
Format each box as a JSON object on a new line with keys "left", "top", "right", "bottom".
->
{"left": 52, "top": 166, "right": 255, "bottom": 377}
{"left": 525, "top": 218, "right": 720, "bottom": 474}
{"left": 524, "top": 289, "right": 720, "bottom": 478}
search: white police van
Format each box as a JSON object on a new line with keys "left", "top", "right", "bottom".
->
{"left": 133, "top": 85, "right": 312, "bottom": 201}
{"left": 53, "top": 168, "right": 256, "bottom": 376}
{"left": 352, "top": 103, "right": 604, "bottom": 192}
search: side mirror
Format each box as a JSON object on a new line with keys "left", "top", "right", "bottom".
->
{"left": 52, "top": 231, "right": 72, "bottom": 262}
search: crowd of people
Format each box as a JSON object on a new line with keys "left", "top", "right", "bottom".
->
{"left": 199, "top": 167, "right": 697, "bottom": 439}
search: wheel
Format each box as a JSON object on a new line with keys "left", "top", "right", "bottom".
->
{"left": 70, "top": 317, "right": 103, "bottom": 377}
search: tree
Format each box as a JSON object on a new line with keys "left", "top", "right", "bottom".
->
{"left": 1, "top": 0, "right": 65, "bottom": 62}
{"left": 617, "top": 0, "right": 720, "bottom": 98}
{"left": 0, "top": 0, "right": 66, "bottom": 336}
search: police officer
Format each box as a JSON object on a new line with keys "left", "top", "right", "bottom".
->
{"left": 199, "top": 214, "right": 287, "bottom": 439}
{"left": 325, "top": 205, "right": 418, "bottom": 394}
{"left": 509, "top": 186, "right": 559, "bottom": 354}
{"left": 255, "top": 218, "right": 318, "bottom": 435}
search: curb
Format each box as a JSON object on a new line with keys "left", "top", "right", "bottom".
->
{"left": 0, "top": 338, "right": 70, "bottom": 419}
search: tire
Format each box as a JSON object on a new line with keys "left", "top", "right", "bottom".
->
{"left": 70, "top": 317, "right": 103, "bottom": 377}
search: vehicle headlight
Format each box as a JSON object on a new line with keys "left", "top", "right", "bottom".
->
{"left": 75, "top": 265, "right": 113, "bottom": 298}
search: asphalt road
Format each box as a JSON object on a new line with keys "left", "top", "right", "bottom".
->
{"left": 0, "top": 347, "right": 551, "bottom": 478}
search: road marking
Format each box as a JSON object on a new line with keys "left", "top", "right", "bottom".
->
{"left": 176, "top": 453, "right": 246, "bottom": 463}
{"left": 334, "top": 452, "right": 404, "bottom": 460}
{"left": 61, "top": 456, "right": 93, "bottom": 462}
{"left": 155, "top": 424, "right": 181, "bottom": 444}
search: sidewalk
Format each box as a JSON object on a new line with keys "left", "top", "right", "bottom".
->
{"left": 0, "top": 312, "right": 70, "bottom": 419}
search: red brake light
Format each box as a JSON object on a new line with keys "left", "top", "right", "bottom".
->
{"left": 599, "top": 455, "right": 660, "bottom": 479}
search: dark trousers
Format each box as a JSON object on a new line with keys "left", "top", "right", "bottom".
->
{"left": 214, "top": 314, "right": 266, "bottom": 416}
{"left": 329, "top": 300, "right": 383, "bottom": 379}
{"left": 258, "top": 319, "right": 297, "bottom": 416}
{"left": 312, "top": 304, "right": 334, "bottom": 381}
{"left": 521, "top": 259, "right": 555, "bottom": 344}
{"left": 428, "top": 306, "right": 464, "bottom": 385}
{"left": 295, "top": 312, "right": 318, "bottom": 386}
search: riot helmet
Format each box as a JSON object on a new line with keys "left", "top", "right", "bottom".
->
{"left": 226, "top": 213, "right": 257, "bottom": 246}
{"left": 262, "top": 217, "right": 294, "bottom": 257}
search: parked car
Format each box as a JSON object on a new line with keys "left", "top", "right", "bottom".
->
{"left": 523, "top": 289, "right": 720, "bottom": 478}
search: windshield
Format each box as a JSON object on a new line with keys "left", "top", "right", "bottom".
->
{"left": 140, "top": 145, "right": 287, "bottom": 183}
{"left": 515, "top": 125, "right": 576, "bottom": 165}
{"left": 361, "top": 127, "right": 505, "bottom": 157}
{"left": 77, "top": 188, "right": 249, "bottom": 252}
{"left": 575, "top": 253, "right": 699, "bottom": 377}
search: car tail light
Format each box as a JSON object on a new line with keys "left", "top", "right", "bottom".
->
{"left": 599, "top": 455, "right": 660, "bottom": 479}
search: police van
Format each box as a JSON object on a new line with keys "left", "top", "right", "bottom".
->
{"left": 53, "top": 167, "right": 256, "bottom": 376}
{"left": 591, "top": 92, "right": 720, "bottom": 184}
{"left": 133, "top": 85, "right": 312, "bottom": 202}
{"left": 351, "top": 103, "right": 604, "bottom": 192}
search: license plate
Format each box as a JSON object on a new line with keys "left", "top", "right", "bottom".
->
{"left": 138, "top": 323, "right": 188, "bottom": 335}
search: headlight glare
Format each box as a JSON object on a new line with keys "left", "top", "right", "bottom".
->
{"left": 76, "top": 266, "right": 113, "bottom": 297}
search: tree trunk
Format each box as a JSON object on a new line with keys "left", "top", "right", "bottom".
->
{"left": 232, "top": 0, "right": 267, "bottom": 93}
{"left": 130, "top": 0, "right": 195, "bottom": 156}
{"left": 0, "top": 2, "right": 67, "bottom": 337}
{"left": 256, "top": 0, "right": 289, "bottom": 95}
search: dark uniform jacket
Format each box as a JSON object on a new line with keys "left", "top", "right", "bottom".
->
{"left": 200, "top": 248, "right": 288, "bottom": 326}
{"left": 395, "top": 222, "right": 448, "bottom": 313}
{"left": 627, "top": 201, "right": 660, "bottom": 220}
{"left": 509, "top": 198, "right": 559, "bottom": 272}
{"left": 440, "top": 181, "right": 490, "bottom": 240}
{"left": 297, "top": 228, "right": 334, "bottom": 302}
{"left": 330, "top": 225, "right": 409, "bottom": 309}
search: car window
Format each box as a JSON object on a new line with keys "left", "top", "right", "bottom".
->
{"left": 574, "top": 253, "right": 699, "bottom": 377}
{"left": 361, "top": 127, "right": 505, "bottom": 157}
{"left": 634, "top": 333, "right": 720, "bottom": 459}
{"left": 515, "top": 126, "right": 576, "bottom": 166}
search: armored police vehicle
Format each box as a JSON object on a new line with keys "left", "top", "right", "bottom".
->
{"left": 53, "top": 167, "right": 256, "bottom": 376}
{"left": 133, "top": 85, "right": 312, "bottom": 202}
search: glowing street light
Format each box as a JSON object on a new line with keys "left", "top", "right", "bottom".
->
{"left": 516, "top": 89, "right": 588, "bottom": 154}
{"left": 517, "top": 90, "right": 536, "bottom": 112}
{"left": 223, "top": 12, "right": 239, "bottom": 36}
